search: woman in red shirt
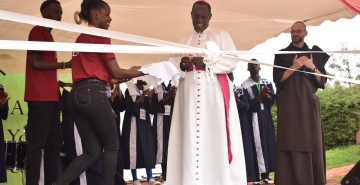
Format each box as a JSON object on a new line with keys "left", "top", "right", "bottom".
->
{"left": 54, "top": 0, "right": 144, "bottom": 184}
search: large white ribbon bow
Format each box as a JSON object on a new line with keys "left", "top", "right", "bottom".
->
{"left": 203, "top": 41, "right": 222, "bottom": 82}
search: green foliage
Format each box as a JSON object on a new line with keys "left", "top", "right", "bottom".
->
{"left": 271, "top": 105, "right": 277, "bottom": 134}
{"left": 318, "top": 84, "right": 360, "bottom": 149}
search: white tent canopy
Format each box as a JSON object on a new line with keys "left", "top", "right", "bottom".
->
{"left": 0, "top": 0, "right": 356, "bottom": 77}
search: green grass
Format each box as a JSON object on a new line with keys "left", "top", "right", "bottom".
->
{"left": 326, "top": 144, "right": 360, "bottom": 169}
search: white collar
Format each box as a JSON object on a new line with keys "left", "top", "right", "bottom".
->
{"left": 194, "top": 26, "right": 211, "bottom": 34}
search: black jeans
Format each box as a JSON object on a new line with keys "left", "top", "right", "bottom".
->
{"left": 54, "top": 79, "right": 119, "bottom": 185}
{"left": 26, "top": 101, "right": 63, "bottom": 185}
{"left": 161, "top": 163, "right": 167, "bottom": 181}
{"left": 61, "top": 91, "right": 103, "bottom": 185}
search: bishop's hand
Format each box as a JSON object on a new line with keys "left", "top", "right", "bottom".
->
{"left": 181, "top": 56, "right": 192, "bottom": 69}
{"left": 191, "top": 57, "right": 205, "bottom": 68}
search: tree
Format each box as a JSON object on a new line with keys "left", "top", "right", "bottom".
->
{"left": 327, "top": 42, "right": 360, "bottom": 87}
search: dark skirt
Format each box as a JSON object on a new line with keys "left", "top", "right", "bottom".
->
{"left": 275, "top": 150, "right": 326, "bottom": 185}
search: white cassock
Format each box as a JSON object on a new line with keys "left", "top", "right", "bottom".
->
{"left": 166, "top": 27, "right": 247, "bottom": 185}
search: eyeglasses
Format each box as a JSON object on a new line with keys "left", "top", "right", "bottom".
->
{"left": 289, "top": 29, "right": 306, "bottom": 34}
{"left": 191, "top": 14, "right": 209, "bottom": 20}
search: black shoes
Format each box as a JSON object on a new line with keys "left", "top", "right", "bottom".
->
{"left": 262, "top": 178, "right": 274, "bottom": 184}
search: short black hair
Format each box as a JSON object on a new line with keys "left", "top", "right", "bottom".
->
{"left": 40, "top": 0, "right": 60, "bottom": 13}
{"left": 294, "top": 21, "right": 307, "bottom": 30}
{"left": 79, "top": 0, "right": 108, "bottom": 23}
{"left": 191, "top": 1, "right": 211, "bottom": 14}
{"left": 248, "top": 58, "right": 259, "bottom": 66}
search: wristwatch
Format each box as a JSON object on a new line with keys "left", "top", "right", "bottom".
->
{"left": 312, "top": 68, "right": 318, "bottom": 73}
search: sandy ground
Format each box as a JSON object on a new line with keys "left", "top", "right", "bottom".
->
{"left": 326, "top": 164, "right": 355, "bottom": 185}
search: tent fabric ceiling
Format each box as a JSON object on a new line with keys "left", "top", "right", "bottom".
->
{"left": 0, "top": 0, "right": 357, "bottom": 78}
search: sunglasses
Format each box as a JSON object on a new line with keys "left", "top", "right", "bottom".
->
{"left": 191, "top": 14, "right": 210, "bottom": 20}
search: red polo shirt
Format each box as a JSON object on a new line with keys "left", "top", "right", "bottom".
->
{"left": 25, "top": 26, "right": 59, "bottom": 102}
{"left": 72, "top": 33, "right": 115, "bottom": 84}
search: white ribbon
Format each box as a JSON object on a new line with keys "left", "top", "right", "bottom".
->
{"left": 0, "top": 40, "right": 200, "bottom": 54}
{"left": 1, "top": 10, "right": 360, "bottom": 85}
{"left": 222, "top": 50, "right": 360, "bottom": 55}
{"left": 223, "top": 54, "right": 360, "bottom": 85}
{"left": 203, "top": 41, "right": 222, "bottom": 63}
{"left": 203, "top": 41, "right": 221, "bottom": 82}
{"left": 0, "top": 10, "right": 202, "bottom": 51}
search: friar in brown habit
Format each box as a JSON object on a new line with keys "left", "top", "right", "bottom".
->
{"left": 273, "top": 21, "right": 329, "bottom": 185}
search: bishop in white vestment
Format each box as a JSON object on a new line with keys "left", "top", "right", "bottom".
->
{"left": 166, "top": 1, "right": 247, "bottom": 184}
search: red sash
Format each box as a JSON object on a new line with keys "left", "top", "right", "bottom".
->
{"left": 187, "top": 66, "right": 233, "bottom": 163}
